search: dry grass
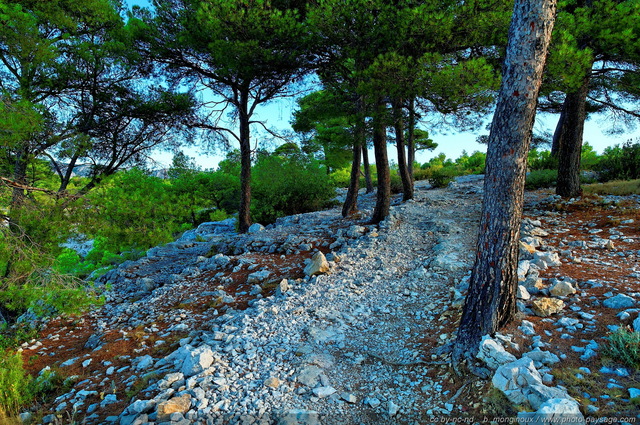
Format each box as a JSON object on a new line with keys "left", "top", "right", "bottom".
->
{"left": 583, "top": 179, "right": 640, "bottom": 196}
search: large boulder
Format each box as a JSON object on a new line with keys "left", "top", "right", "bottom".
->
{"left": 181, "top": 345, "right": 214, "bottom": 377}
{"left": 493, "top": 358, "right": 574, "bottom": 411}
{"left": 493, "top": 357, "right": 544, "bottom": 406}
{"left": 476, "top": 336, "right": 517, "bottom": 370}
{"left": 603, "top": 294, "right": 636, "bottom": 309}
{"left": 531, "top": 298, "right": 564, "bottom": 317}
{"left": 518, "top": 398, "right": 585, "bottom": 425}
{"left": 304, "top": 252, "right": 330, "bottom": 276}
{"left": 549, "top": 281, "right": 576, "bottom": 297}
{"left": 157, "top": 394, "right": 192, "bottom": 423}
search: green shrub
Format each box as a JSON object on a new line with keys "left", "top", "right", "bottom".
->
{"left": 604, "top": 327, "right": 640, "bottom": 369}
{"left": 1, "top": 229, "right": 96, "bottom": 324}
{"left": 389, "top": 173, "right": 403, "bottom": 194}
{"left": 82, "top": 169, "right": 183, "bottom": 252}
{"left": 430, "top": 166, "right": 463, "bottom": 188}
{"left": 413, "top": 168, "right": 431, "bottom": 181}
{"left": 598, "top": 141, "right": 640, "bottom": 182}
{"left": 525, "top": 169, "right": 557, "bottom": 189}
{"left": 0, "top": 351, "right": 31, "bottom": 417}
{"left": 528, "top": 148, "right": 558, "bottom": 170}
{"left": 251, "top": 154, "right": 336, "bottom": 224}
{"left": 169, "top": 171, "right": 240, "bottom": 226}
{"left": 328, "top": 167, "right": 351, "bottom": 188}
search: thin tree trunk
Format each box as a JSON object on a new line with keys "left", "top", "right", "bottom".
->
{"left": 550, "top": 104, "right": 566, "bottom": 157}
{"left": 238, "top": 89, "right": 252, "bottom": 233}
{"left": 556, "top": 72, "right": 591, "bottom": 198}
{"left": 393, "top": 98, "right": 413, "bottom": 201}
{"left": 342, "top": 141, "right": 362, "bottom": 217}
{"left": 369, "top": 99, "right": 391, "bottom": 224}
{"left": 11, "top": 148, "right": 29, "bottom": 208}
{"left": 362, "top": 145, "right": 374, "bottom": 194}
{"left": 452, "top": 0, "right": 556, "bottom": 374}
{"left": 407, "top": 97, "right": 416, "bottom": 182}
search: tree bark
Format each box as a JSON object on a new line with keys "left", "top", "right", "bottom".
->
{"left": 369, "top": 99, "right": 391, "bottom": 224}
{"left": 407, "top": 97, "right": 416, "bottom": 182}
{"left": 550, "top": 104, "right": 566, "bottom": 157}
{"left": 555, "top": 73, "right": 591, "bottom": 198}
{"left": 393, "top": 98, "right": 413, "bottom": 201}
{"left": 342, "top": 141, "right": 362, "bottom": 217}
{"left": 238, "top": 88, "right": 252, "bottom": 233}
{"left": 11, "top": 149, "right": 28, "bottom": 208}
{"left": 452, "top": 0, "right": 556, "bottom": 373}
{"left": 362, "top": 144, "right": 374, "bottom": 194}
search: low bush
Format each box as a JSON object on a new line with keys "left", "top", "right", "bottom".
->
{"left": 525, "top": 169, "right": 557, "bottom": 189}
{"left": 604, "top": 327, "right": 640, "bottom": 369}
{"left": 412, "top": 168, "right": 431, "bottom": 181}
{"left": 0, "top": 351, "right": 31, "bottom": 418}
{"left": 598, "top": 141, "right": 640, "bottom": 182}
{"left": 1, "top": 229, "right": 97, "bottom": 325}
{"left": 390, "top": 173, "right": 403, "bottom": 194}
{"left": 251, "top": 155, "right": 336, "bottom": 224}
{"left": 430, "top": 166, "right": 464, "bottom": 188}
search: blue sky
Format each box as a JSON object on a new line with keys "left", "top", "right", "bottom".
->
{"left": 127, "top": 0, "right": 637, "bottom": 170}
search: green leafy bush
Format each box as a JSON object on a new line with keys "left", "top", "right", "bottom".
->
{"left": 82, "top": 169, "right": 183, "bottom": 252}
{"left": 0, "top": 229, "right": 96, "bottom": 324}
{"left": 604, "top": 327, "right": 640, "bottom": 369}
{"left": 430, "top": 166, "right": 462, "bottom": 188}
{"left": 0, "top": 351, "right": 31, "bottom": 417}
{"left": 455, "top": 150, "right": 486, "bottom": 174}
{"left": 528, "top": 148, "right": 558, "bottom": 170}
{"left": 328, "top": 167, "right": 351, "bottom": 188}
{"left": 413, "top": 168, "right": 431, "bottom": 181}
{"left": 251, "top": 154, "right": 336, "bottom": 224}
{"left": 598, "top": 141, "right": 640, "bottom": 182}
{"left": 169, "top": 171, "right": 240, "bottom": 226}
{"left": 525, "top": 169, "right": 557, "bottom": 189}
{"left": 390, "top": 172, "right": 403, "bottom": 194}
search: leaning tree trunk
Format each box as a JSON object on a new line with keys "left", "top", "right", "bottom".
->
{"left": 238, "top": 90, "right": 252, "bottom": 233}
{"left": 342, "top": 137, "right": 363, "bottom": 217}
{"left": 11, "top": 148, "right": 29, "bottom": 209}
{"left": 556, "top": 72, "right": 591, "bottom": 198}
{"left": 369, "top": 99, "right": 391, "bottom": 224}
{"left": 550, "top": 104, "right": 566, "bottom": 157}
{"left": 362, "top": 145, "right": 374, "bottom": 194}
{"left": 452, "top": 0, "right": 556, "bottom": 374}
{"left": 407, "top": 97, "right": 416, "bottom": 182}
{"left": 393, "top": 98, "right": 413, "bottom": 201}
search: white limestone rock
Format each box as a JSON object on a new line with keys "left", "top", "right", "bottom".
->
{"left": 304, "top": 252, "right": 330, "bottom": 276}
{"left": 477, "top": 336, "right": 517, "bottom": 370}
{"left": 518, "top": 398, "right": 585, "bottom": 425}
{"left": 549, "top": 281, "right": 576, "bottom": 297}
{"left": 181, "top": 345, "right": 214, "bottom": 377}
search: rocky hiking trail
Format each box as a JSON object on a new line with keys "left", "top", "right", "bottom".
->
{"left": 16, "top": 176, "right": 640, "bottom": 425}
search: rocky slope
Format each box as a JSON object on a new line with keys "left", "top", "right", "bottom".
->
{"left": 16, "top": 176, "right": 640, "bottom": 425}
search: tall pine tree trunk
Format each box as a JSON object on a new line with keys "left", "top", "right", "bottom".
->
{"left": 550, "top": 104, "right": 566, "bottom": 157}
{"left": 393, "top": 99, "right": 413, "bottom": 201}
{"left": 362, "top": 145, "right": 374, "bottom": 194}
{"left": 11, "top": 149, "right": 28, "bottom": 209}
{"left": 342, "top": 141, "right": 362, "bottom": 217}
{"left": 369, "top": 99, "right": 390, "bottom": 224}
{"left": 238, "top": 89, "right": 252, "bottom": 233}
{"left": 556, "top": 72, "right": 591, "bottom": 198}
{"left": 407, "top": 97, "right": 416, "bottom": 182}
{"left": 452, "top": 0, "right": 556, "bottom": 373}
